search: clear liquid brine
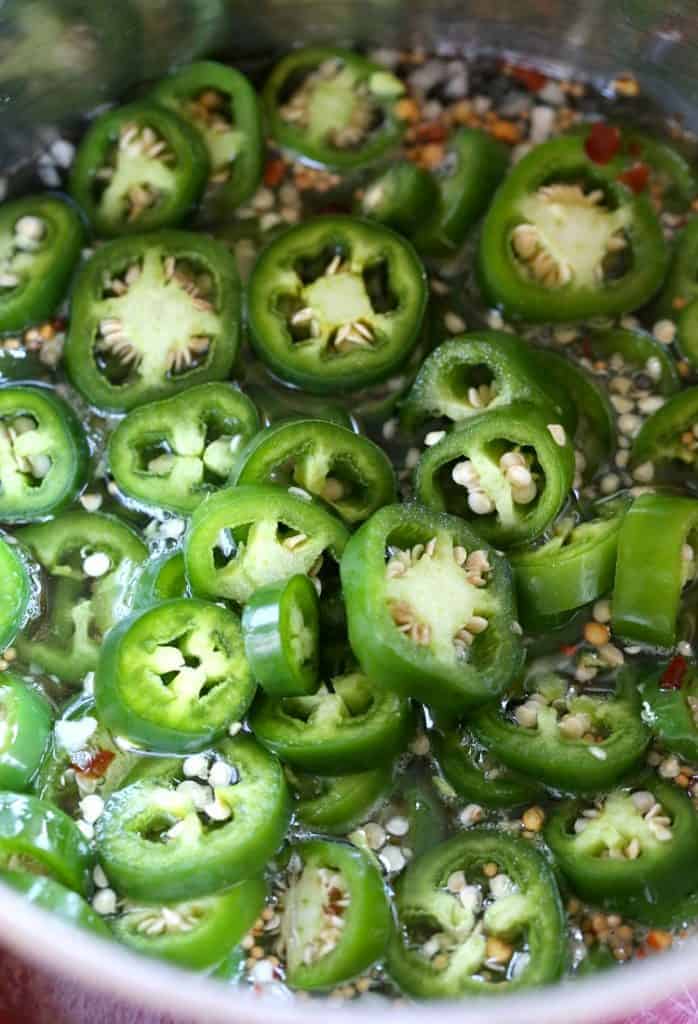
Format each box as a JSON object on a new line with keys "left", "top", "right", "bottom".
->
{"left": 0, "top": 45, "right": 697, "bottom": 1001}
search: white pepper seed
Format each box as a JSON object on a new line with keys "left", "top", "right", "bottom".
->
{"left": 82, "top": 552, "right": 111, "bottom": 578}
{"left": 92, "top": 888, "right": 117, "bottom": 915}
{"left": 652, "top": 320, "right": 677, "bottom": 345}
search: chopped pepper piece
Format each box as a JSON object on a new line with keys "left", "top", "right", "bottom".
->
{"left": 247, "top": 216, "right": 427, "bottom": 394}
{"left": 232, "top": 418, "right": 396, "bottom": 526}
{"left": 70, "top": 101, "right": 209, "bottom": 236}
{"left": 263, "top": 48, "right": 405, "bottom": 170}
{"left": 612, "top": 493, "right": 698, "bottom": 648}
{"left": 478, "top": 136, "right": 668, "bottom": 321}
{"left": 340, "top": 504, "right": 523, "bottom": 713}
{"left": 0, "top": 195, "right": 84, "bottom": 332}
{"left": 109, "top": 383, "right": 259, "bottom": 514}
{"left": 414, "top": 403, "right": 575, "bottom": 548}
{"left": 387, "top": 829, "right": 566, "bottom": 997}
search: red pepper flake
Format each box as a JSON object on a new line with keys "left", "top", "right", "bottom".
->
{"left": 508, "top": 65, "right": 547, "bottom": 93}
{"left": 660, "top": 655, "right": 687, "bottom": 691}
{"left": 415, "top": 121, "right": 447, "bottom": 144}
{"left": 71, "top": 749, "right": 115, "bottom": 779}
{"left": 560, "top": 644, "right": 579, "bottom": 657}
{"left": 646, "top": 929, "right": 673, "bottom": 952}
{"left": 617, "top": 162, "right": 650, "bottom": 194}
{"left": 627, "top": 140, "right": 643, "bottom": 159}
{"left": 584, "top": 123, "right": 621, "bottom": 165}
{"left": 263, "top": 158, "right": 286, "bottom": 188}
{"left": 582, "top": 336, "right": 594, "bottom": 360}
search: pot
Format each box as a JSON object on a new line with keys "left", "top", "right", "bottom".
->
{"left": 0, "top": 1, "right": 697, "bottom": 1020}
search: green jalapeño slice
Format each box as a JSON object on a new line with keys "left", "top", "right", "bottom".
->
{"left": 478, "top": 135, "right": 668, "bottom": 322}
{"left": 65, "top": 231, "right": 241, "bottom": 413}
{"left": 470, "top": 670, "right": 649, "bottom": 793}
{"left": 340, "top": 504, "right": 522, "bottom": 713}
{"left": 250, "top": 670, "right": 412, "bottom": 773}
{"left": 69, "top": 100, "right": 209, "bottom": 236}
{"left": 387, "top": 830, "right": 566, "bottom": 997}
{"left": 112, "top": 877, "right": 267, "bottom": 970}
{"left": 0, "top": 385, "right": 88, "bottom": 522}
{"left": 232, "top": 418, "right": 396, "bottom": 526}
{"left": 545, "top": 778, "right": 698, "bottom": 920}
{"left": 186, "top": 484, "right": 349, "bottom": 606}
{"left": 96, "top": 735, "right": 290, "bottom": 902}
{"left": 279, "top": 839, "right": 392, "bottom": 990}
{"left": 247, "top": 216, "right": 427, "bottom": 394}
{"left": 16, "top": 511, "right": 147, "bottom": 685}
{"left": 414, "top": 404, "right": 575, "bottom": 548}
{"left": 151, "top": 60, "right": 264, "bottom": 211}
{"left": 95, "top": 598, "right": 255, "bottom": 754}
{"left": 0, "top": 195, "right": 84, "bottom": 332}
{"left": 109, "top": 383, "right": 259, "bottom": 515}
{"left": 263, "top": 48, "right": 406, "bottom": 171}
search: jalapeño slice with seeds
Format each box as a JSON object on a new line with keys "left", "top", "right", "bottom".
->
{"left": 247, "top": 216, "right": 427, "bottom": 394}
{"left": 263, "top": 47, "right": 406, "bottom": 171}
{"left": 151, "top": 60, "right": 264, "bottom": 212}
{"left": 109, "top": 382, "right": 259, "bottom": 514}
{"left": 96, "top": 735, "right": 290, "bottom": 902}
{"left": 0, "top": 384, "right": 88, "bottom": 522}
{"left": 250, "top": 670, "right": 412, "bottom": 773}
{"left": 399, "top": 331, "right": 571, "bottom": 434}
{"left": 95, "top": 598, "right": 255, "bottom": 754}
{"left": 186, "top": 484, "right": 349, "bottom": 607}
{"left": 112, "top": 878, "right": 267, "bottom": 969}
{"left": 478, "top": 135, "right": 668, "bottom": 321}
{"left": 545, "top": 778, "right": 698, "bottom": 920}
{"left": 70, "top": 101, "right": 209, "bottom": 236}
{"left": 414, "top": 403, "right": 575, "bottom": 548}
{"left": 0, "top": 195, "right": 84, "bottom": 332}
{"left": 232, "top": 418, "right": 396, "bottom": 526}
{"left": 470, "top": 669, "right": 649, "bottom": 793}
{"left": 340, "top": 504, "right": 522, "bottom": 713}
{"left": 65, "top": 231, "right": 241, "bottom": 412}
{"left": 387, "top": 829, "right": 566, "bottom": 997}
{"left": 16, "top": 511, "right": 148, "bottom": 685}
{"left": 280, "top": 839, "right": 392, "bottom": 990}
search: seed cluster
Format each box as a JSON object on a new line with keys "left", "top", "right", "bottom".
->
{"left": 511, "top": 184, "right": 627, "bottom": 289}
{"left": 416, "top": 866, "right": 529, "bottom": 979}
{"left": 174, "top": 752, "right": 239, "bottom": 823}
{"left": 280, "top": 59, "right": 376, "bottom": 149}
{"left": 97, "top": 257, "right": 213, "bottom": 374}
{"left": 513, "top": 680, "right": 605, "bottom": 743}
{"left": 0, "top": 215, "right": 47, "bottom": 290}
{"left": 0, "top": 414, "right": 51, "bottom": 479}
{"left": 290, "top": 253, "right": 377, "bottom": 354}
{"left": 574, "top": 790, "right": 673, "bottom": 851}
{"left": 97, "top": 122, "right": 174, "bottom": 223}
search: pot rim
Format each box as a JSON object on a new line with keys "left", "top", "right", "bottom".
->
{"left": 1, "top": 887, "right": 696, "bottom": 1023}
